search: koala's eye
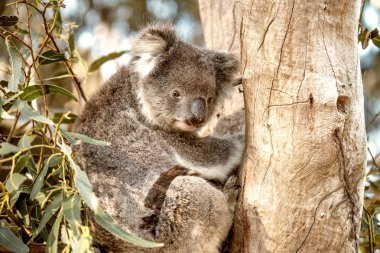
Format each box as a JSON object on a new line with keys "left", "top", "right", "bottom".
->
{"left": 207, "top": 97, "right": 213, "bottom": 105}
{"left": 172, "top": 90, "right": 181, "bottom": 99}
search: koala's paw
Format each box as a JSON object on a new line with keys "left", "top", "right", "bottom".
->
{"left": 223, "top": 173, "right": 241, "bottom": 213}
{"left": 140, "top": 213, "right": 159, "bottom": 236}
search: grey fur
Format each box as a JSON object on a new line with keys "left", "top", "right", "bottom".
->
{"left": 75, "top": 24, "right": 244, "bottom": 253}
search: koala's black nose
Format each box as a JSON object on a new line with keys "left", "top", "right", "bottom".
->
{"left": 189, "top": 98, "right": 206, "bottom": 125}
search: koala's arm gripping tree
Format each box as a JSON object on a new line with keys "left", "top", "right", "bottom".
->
{"left": 200, "top": 0, "right": 367, "bottom": 252}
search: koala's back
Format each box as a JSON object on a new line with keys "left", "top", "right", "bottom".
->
{"left": 75, "top": 67, "right": 174, "bottom": 238}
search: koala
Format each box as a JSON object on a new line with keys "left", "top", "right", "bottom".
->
{"left": 75, "top": 24, "right": 244, "bottom": 253}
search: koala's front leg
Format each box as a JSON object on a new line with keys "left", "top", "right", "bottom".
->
{"left": 171, "top": 133, "right": 245, "bottom": 183}
{"left": 154, "top": 176, "right": 233, "bottom": 253}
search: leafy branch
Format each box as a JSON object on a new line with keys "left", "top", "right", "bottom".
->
{"left": 0, "top": 1, "right": 158, "bottom": 252}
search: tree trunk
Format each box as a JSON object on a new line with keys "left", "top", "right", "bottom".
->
{"left": 199, "top": 1, "right": 367, "bottom": 252}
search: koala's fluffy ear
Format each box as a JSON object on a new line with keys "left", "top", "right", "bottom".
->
{"left": 213, "top": 53, "right": 242, "bottom": 87}
{"left": 131, "top": 25, "right": 177, "bottom": 78}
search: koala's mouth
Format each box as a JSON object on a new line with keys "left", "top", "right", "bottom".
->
{"left": 173, "top": 120, "right": 202, "bottom": 132}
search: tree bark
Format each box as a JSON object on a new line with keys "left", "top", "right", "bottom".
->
{"left": 199, "top": 0, "right": 367, "bottom": 252}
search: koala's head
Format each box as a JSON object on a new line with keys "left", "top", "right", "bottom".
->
{"left": 130, "top": 25, "right": 240, "bottom": 133}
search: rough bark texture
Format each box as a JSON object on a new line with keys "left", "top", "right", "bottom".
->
{"left": 200, "top": 0, "right": 367, "bottom": 252}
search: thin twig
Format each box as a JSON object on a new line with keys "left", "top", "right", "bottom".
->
{"left": 40, "top": 1, "right": 87, "bottom": 102}
{"left": 366, "top": 111, "right": 380, "bottom": 131}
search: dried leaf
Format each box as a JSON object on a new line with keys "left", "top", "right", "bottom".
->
{"left": 0, "top": 16, "right": 18, "bottom": 26}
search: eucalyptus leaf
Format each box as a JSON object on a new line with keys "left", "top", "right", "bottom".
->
{"left": 88, "top": 51, "right": 127, "bottom": 72}
{"left": 0, "top": 16, "right": 18, "bottom": 26}
{"left": 46, "top": 209, "right": 63, "bottom": 253}
{"left": 59, "top": 127, "right": 80, "bottom": 145}
{"left": 0, "top": 142, "right": 20, "bottom": 155}
{"left": 68, "top": 27, "right": 76, "bottom": 57}
{"left": 17, "top": 134, "right": 32, "bottom": 149}
{"left": 20, "top": 84, "right": 78, "bottom": 102}
{"left": 67, "top": 132, "right": 111, "bottom": 146}
{"left": 6, "top": 173, "right": 26, "bottom": 207}
{"left": 45, "top": 155, "right": 62, "bottom": 168}
{"left": 52, "top": 4, "right": 62, "bottom": 36}
{"left": 39, "top": 50, "right": 66, "bottom": 65}
{"left": 5, "top": 173, "right": 26, "bottom": 193}
{"left": 73, "top": 165, "right": 98, "bottom": 211}
{"left": 17, "top": 197, "right": 30, "bottom": 226}
{"left": 32, "top": 195, "right": 62, "bottom": 240}
{"left": 0, "top": 224, "right": 29, "bottom": 253}
{"left": 14, "top": 154, "right": 31, "bottom": 174}
{"left": 372, "top": 35, "right": 380, "bottom": 48}
{"left": 5, "top": 38, "right": 23, "bottom": 92}
{"left": 26, "top": 158, "right": 37, "bottom": 175}
{"left": 3, "top": 91, "right": 22, "bottom": 105}
{"left": 31, "top": 206, "right": 49, "bottom": 241}
{"left": 14, "top": 25, "right": 28, "bottom": 35}
{"left": 15, "top": 101, "right": 54, "bottom": 125}
{"left": 52, "top": 112, "right": 77, "bottom": 124}
{"left": 94, "top": 208, "right": 163, "bottom": 248}
{"left": 63, "top": 194, "right": 81, "bottom": 236}
{"left": 31, "top": 154, "right": 60, "bottom": 199}
{"left": 71, "top": 233, "right": 92, "bottom": 253}
{"left": 34, "top": 191, "right": 47, "bottom": 208}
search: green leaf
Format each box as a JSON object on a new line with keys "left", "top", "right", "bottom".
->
{"left": 0, "top": 16, "right": 18, "bottom": 26}
{"left": 63, "top": 194, "right": 81, "bottom": 236}
{"left": 17, "top": 133, "right": 32, "bottom": 149}
{"left": 372, "top": 35, "right": 380, "bottom": 48}
{"left": 26, "top": 157, "right": 37, "bottom": 175}
{"left": 20, "top": 84, "right": 78, "bottom": 102}
{"left": 5, "top": 173, "right": 26, "bottom": 207}
{"left": 68, "top": 27, "right": 76, "bottom": 57}
{"left": 94, "top": 208, "right": 163, "bottom": 248}
{"left": 15, "top": 100, "right": 54, "bottom": 125}
{"left": 46, "top": 209, "right": 63, "bottom": 253}
{"left": 14, "top": 25, "right": 28, "bottom": 35}
{"left": 88, "top": 51, "right": 127, "bottom": 72}
{"left": 73, "top": 165, "right": 98, "bottom": 211}
{"left": 38, "top": 50, "right": 66, "bottom": 65}
{"left": 5, "top": 173, "right": 26, "bottom": 193}
{"left": 45, "top": 155, "right": 62, "bottom": 168}
{"left": 14, "top": 154, "right": 31, "bottom": 174}
{"left": 17, "top": 197, "right": 30, "bottom": 226}
{"left": 0, "top": 224, "right": 29, "bottom": 253}
{"left": 67, "top": 132, "right": 111, "bottom": 146}
{"left": 52, "top": 112, "right": 78, "bottom": 124}
{"left": 0, "top": 142, "right": 20, "bottom": 155}
{"left": 31, "top": 154, "right": 60, "bottom": 199}
{"left": 32, "top": 195, "right": 62, "bottom": 240}
{"left": 59, "top": 127, "right": 80, "bottom": 145}
{"left": 3, "top": 91, "right": 22, "bottom": 105}
{"left": 51, "top": 4, "right": 62, "bottom": 36}
{"left": 31, "top": 206, "right": 49, "bottom": 241}
{"left": 5, "top": 37, "right": 23, "bottom": 92}
{"left": 71, "top": 233, "right": 92, "bottom": 253}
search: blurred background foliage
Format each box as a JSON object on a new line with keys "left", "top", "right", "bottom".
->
{"left": 1, "top": 0, "right": 380, "bottom": 252}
